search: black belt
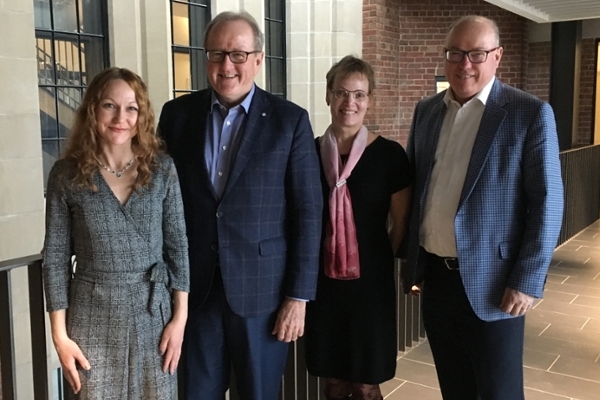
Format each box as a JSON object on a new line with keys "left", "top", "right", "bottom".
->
{"left": 422, "top": 248, "right": 459, "bottom": 270}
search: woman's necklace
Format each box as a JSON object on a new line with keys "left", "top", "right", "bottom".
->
{"left": 97, "top": 157, "right": 135, "bottom": 178}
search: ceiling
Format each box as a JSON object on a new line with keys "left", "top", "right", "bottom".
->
{"left": 485, "top": 0, "right": 600, "bottom": 23}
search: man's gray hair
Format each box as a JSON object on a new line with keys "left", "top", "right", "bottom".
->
{"left": 203, "top": 11, "right": 265, "bottom": 51}
{"left": 446, "top": 15, "right": 500, "bottom": 47}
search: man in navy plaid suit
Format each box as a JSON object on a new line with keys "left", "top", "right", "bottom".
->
{"left": 158, "top": 11, "right": 322, "bottom": 400}
{"left": 404, "top": 15, "right": 563, "bottom": 399}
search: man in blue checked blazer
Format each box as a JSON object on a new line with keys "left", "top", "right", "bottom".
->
{"left": 158, "top": 11, "right": 322, "bottom": 400}
{"left": 404, "top": 16, "right": 563, "bottom": 400}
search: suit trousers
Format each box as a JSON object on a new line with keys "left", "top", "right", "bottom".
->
{"left": 421, "top": 251, "right": 525, "bottom": 400}
{"left": 182, "top": 269, "right": 289, "bottom": 400}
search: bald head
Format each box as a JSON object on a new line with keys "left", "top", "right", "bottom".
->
{"left": 443, "top": 15, "right": 503, "bottom": 105}
{"left": 446, "top": 16, "right": 500, "bottom": 48}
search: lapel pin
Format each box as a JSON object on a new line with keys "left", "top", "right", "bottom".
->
{"left": 262, "top": 112, "right": 266, "bottom": 116}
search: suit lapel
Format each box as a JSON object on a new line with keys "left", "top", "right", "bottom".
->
{"left": 419, "top": 98, "right": 446, "bottom": 208}
{"left": 457, "top": 79, "right": 508, "bottom": 209}
{"left": 188, "top": 90, "right": 218, "bottom": 200}
{"left": 221, "top": 88, "right": 270, "bottom": 198}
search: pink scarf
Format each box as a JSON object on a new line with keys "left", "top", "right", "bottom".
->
{"left": 320, "top": 125, "right": 368, "bottom": 280}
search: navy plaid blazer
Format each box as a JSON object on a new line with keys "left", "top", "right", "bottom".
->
{"left": 158, "top": 87, "right": 323, "bottom": 317}
{"left": 404, "top": 79, "right": 564, "bottom": 321}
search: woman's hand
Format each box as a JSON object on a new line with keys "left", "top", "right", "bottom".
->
{"left": 53, "top": 335, "right": 90, "bottom": 394}
{"left": 159, "top": 318, "right": 186, "bottom": 374}
{"left": 49, "top": 310, "right": 90, "bottom": 394}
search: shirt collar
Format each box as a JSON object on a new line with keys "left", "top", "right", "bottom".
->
{"left": 444, "top": 76, "right": 496, "bottom": 107}
{"left": 210, "top": 84, "right": 256, "bottom": 114}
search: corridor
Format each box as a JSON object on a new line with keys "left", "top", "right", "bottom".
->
{"left": 382, "top": 222, "right": 600, "bottom": 399}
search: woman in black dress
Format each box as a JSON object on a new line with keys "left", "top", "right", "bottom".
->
{"left": 305, "top": 56, "right": 412, "bottom": 400}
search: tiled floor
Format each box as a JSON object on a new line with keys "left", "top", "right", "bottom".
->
{"left": 382, "top": 222, "right": 600, "bottom": 400}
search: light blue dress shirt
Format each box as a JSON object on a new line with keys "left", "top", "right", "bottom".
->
{"left": 205, "top": 85, "right": 256, "bottom": 198}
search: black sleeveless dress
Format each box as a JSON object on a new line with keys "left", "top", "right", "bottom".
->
{"left": 305, "top": 136, "right": 411, "bottom": 384}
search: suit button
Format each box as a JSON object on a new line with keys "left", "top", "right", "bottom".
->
{"left": 216, "top": 212, "right": 223, "bottom": 218}
{"left": 210, "top": 244, "right": 218, "bottom": 252}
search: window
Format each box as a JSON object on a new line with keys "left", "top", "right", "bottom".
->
{"left": 264, "top": 0, "right": 286, "bottom": 98}
{"left": 34, "top": 0, "right": 108, "bottom": 187}
{"left": 171, "top": 0, "right": 211, "bottom": 98}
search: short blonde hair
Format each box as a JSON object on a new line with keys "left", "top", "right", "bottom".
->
{"left": 326, "top": 55, "right": 376, "bottom": 95}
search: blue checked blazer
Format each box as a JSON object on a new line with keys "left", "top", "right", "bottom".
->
{"left": 158, "top": 87, "right": 323, "bottom": 317}
{"left": 404, "top": 79, "right": 564, "bottom": 321}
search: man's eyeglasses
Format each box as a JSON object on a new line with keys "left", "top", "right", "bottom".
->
{"left": 444, "top": 47, "right": 501, "bottom": 64}
{"left": 330, "top": 88, "right": 369, "bottom": 102}
{"left": 205, "top": 50, "right": 261, "bottom": 64}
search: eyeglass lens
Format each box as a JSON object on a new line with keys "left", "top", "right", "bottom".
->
{"left": 206, "top": 51, "right": 252, "bottom": 64}
{"left": 333, "top": 89, "right": 368, "bottom": 101}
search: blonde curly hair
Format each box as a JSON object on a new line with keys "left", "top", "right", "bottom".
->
{"left": 62, "top": 67, "right": 162, "bottom": 191}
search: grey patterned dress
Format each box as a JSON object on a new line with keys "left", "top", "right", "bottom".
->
{"left": 43, "top": 155, "right": 189, "bottom": 400}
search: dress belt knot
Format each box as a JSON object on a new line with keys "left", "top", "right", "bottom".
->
{"left": 74, "top": 262, "right": 170, "bottom": 316}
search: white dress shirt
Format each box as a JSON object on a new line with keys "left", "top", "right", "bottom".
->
{"left": 420, "top": 76, "right": 496, "bottom": 257}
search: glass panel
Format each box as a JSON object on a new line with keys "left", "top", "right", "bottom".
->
{"left": 190, "top": 48, "right": 208, "bottom": 90}
{"left": 189, "top": 4, "right": 208, "bottom": 47}
{"left": 81, "top": 37, "right": 105, "bottom": 85}
{"left": 269, "top": 22, "right": 284, "bottom": 58}
{"left": 39, "top": 87, "right": 58, "bottom": 139}
{"left": 54, "top": 35, "right": 82, "bottom": 86}
{"left": 57, "top": 87, "right": 81, "bottom": 137}
{"left": 53, "top": 0, "right": 78, "bottom": 32}
{"left": 42, "top": 140, "right": 60, "bottom": 188}
{"left": 269, "top": 58, "right": 285, "bottom": 96}
{"left": 37, "top": 38, "right": 55, "bottom": 85}
{"left": 34, "top": 0, "right": 52, "bottom": 29}
{"left": 174, "top": 51, "right": 191, "bottom": 91}
{"left": 172, "top": 2, "right": 190, "bottom": 47}
{"left": 79, "top": 0, "right": 103, "bottom": 34}
{"left": 269, "top": 0, "right": 284, "bottom": 21}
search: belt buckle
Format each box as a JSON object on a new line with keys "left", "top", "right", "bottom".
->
{"left": 444, "top": 258, "right": 459, "bottom": 270}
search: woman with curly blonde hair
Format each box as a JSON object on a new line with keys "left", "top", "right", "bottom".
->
{"left": 63, "top": 67, "right": 161, "bottom": 191}
{"left": 43, "top": 67, "right": 190, "bottom": 399}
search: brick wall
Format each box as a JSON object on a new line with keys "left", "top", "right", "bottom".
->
{"left": 525, "top": 41, "right": 551, "bottom": 101}
{"left": 362, "top": 0, "right": 529, "bottom": 146}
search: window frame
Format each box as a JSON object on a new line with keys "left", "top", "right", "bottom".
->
{"left": 35, "top": 0, "right": 110, "bottom": 189}
{"left": 170, "top": 0, "right": 211, "bottom": 98}
{"left": 264, "top": 0, "right": 287, "bottom": 98}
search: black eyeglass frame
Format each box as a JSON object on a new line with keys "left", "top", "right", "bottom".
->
{"left": 205, "top": 50, "right": 262, "bottom": 64}
{"left": 443, "top": 46, "right": 501, "bottom": 64}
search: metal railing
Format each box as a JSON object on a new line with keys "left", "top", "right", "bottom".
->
{"left": 0, "top": 256, "right": 422, "bottom": 400}
{"left": 0, "top": 254, "right": 48, "bottom": 400}
{"left": 558, "top": 145, "right": 600, "bottom": 246}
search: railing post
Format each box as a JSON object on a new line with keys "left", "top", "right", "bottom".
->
{"left": 0, "top": 270, "right": 16, "bottom": 400}
{"left": 28, "top": 261, "right": 49, "bottom": 400}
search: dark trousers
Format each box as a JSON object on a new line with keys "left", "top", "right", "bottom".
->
{"left": 182, "top": 270, "right": 289, "bottom": 400}
{"left": 421, "top": 252, "right": 525, "bottom": 400}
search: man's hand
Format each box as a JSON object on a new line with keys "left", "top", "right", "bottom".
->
{"left": 272, "top": 298, "right": 306, "bottom": 342}
{"left": 500, "top": 288, "right": 534, "bottom": 316}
